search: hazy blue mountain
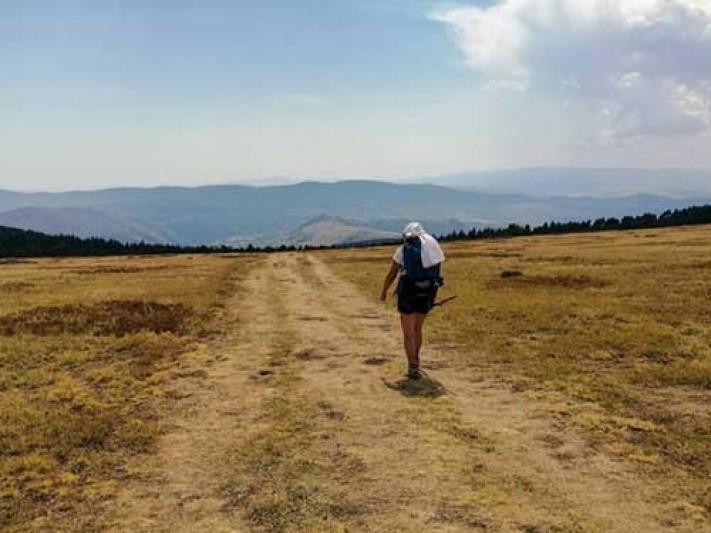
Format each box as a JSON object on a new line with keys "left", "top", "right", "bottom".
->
{"left": 0, "top": 207, "right": 172, "bottom": 243}
{"left": 428, "top": 168, "right": 711, "bottom": 197}
{"left": 357, "top": 217, "right": 478, "bottom": 236}
{"left": 0, "top": 179, "right": 707, "bottom": 245}
{"left": 242, "top": 215, "right": 400, "bottom": 247}
{"left": 0, "top": 181, "right": 522, "bottom": 243}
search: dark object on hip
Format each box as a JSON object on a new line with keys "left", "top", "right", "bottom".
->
{"left": 397, "top": 277, "right": 439, "bottom": 315}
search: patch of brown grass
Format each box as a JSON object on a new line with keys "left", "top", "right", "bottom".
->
{"left": 0, "top": 282, "right": 34, "bottom": 292}
{"left": 0, "top": 300, "right": 190, "bottom": 336}
{"left": 70, "top": 266, "right": 143, "bottom": 274}
{"left": 489, "top": 273, "right": 610, "bottom": 289}
{"left": 687, "top": 260, "right": 711, "bottom": 269}
{"left": 70, "top": 265, "right": 183, "bottom": 275}
{"left": 447, "top": 250, "right": 524, "bottom": 259}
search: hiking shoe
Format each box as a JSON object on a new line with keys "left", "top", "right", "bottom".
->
{"left": 407, "top": 365, "right": 422, "bottom": 380}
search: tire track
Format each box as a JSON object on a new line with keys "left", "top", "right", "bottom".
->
{"left": 103, "top": 259, "right": 278, "bottom": 532}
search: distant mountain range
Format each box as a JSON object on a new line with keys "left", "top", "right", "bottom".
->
{"left": 426, "top": 168, "right": 711, "bottom": 197}
{"left": 0, "top": 207, "right": 171, "bottom": 244}
{"left": 0, "top": 177, "right": 708, "bottom": 246}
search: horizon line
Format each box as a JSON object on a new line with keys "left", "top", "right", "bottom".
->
{"left": 3, "top": 165, "right": 711, "bottom": 194}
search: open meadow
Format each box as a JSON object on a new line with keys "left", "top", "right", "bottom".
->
{"left": 321, "top": 225, "right": 711, "bottom": 524}
{"left": 1, "top": 225, "right": 710, "bottom": 532}
{"left": 326, "top": 227, "right": 711, "bottom": 444}
{"left": 0, "top": 253, "right": 258, "bottom": 530}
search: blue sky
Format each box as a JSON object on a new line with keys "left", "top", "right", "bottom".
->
{"left": 2, "top": 0, "right": 711, "bottom": 190}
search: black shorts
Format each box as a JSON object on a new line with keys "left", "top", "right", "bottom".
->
{"left": 397, "top": 279, "right": 437, "bottom": 315}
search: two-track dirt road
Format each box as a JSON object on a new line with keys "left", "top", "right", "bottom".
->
{"left": 104, "top": 254, "right": 706, "bottom": 532}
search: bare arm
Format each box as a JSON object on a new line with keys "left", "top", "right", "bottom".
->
{"left": 380, "top": 261, "right": 400, "bottom": 302}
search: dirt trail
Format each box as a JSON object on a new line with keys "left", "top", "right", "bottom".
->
{"left": 106, "top": 253, "right": 705, "bottom": 532}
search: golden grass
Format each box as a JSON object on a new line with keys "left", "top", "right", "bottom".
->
{"left": 0, "top": 253, "right": 258, "bottom": 530}
{"left": 222, "top": 391, "right": 357, "bottom": 533}
{"left": 319, "top": 225, "right": 711, "bottom": 513}
{"left": 3, "top": 229, "right": 710, "bottom": 530}
{"left": 220, "top": 266, "right": 360, "bottom": 533}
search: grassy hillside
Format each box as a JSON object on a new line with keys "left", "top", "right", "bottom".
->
{"left": 321, "top": 225, "right": 711, "bottom": 514}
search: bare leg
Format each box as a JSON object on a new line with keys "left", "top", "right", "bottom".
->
{"left": 399, "top": 313, "right": 418, "bottom": 366}
{"left": 413, "top": 313, "right": 427, "bottom": 364}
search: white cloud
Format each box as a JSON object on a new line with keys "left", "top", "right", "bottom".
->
{"left": 431, "top": 0, "right": 711, "bottom": 138}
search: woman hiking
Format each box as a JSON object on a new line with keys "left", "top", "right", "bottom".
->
{"left": 380, "top": 222, "right": 445, "bottom": 380}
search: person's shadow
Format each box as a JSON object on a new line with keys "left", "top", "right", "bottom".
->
{"left": 382, "top": 374, "right": 447, "bottom": 398}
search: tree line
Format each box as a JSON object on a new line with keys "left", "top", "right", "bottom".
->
{"left": 0, "top": 226, "right": 236, "bottom": 258}
{"left": 1, "top": 204, "right": 710, "bottom": 258}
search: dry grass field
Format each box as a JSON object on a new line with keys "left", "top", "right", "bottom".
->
{"left": 1, "top": 225, "right": 710, "bottom": 532}
{"left": 321, "top": 225, "right": 711, "bottom": 525}
{"left": 0, "top": 254, "right": 257, "bottom": 530}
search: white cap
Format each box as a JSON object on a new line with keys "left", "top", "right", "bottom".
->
{"left": 402, "top": 221, "right": 425, "bottom": 238}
